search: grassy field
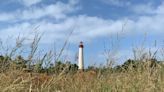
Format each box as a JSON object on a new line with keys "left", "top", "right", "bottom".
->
{"left": 0, "top": 63, "right": 164, "bottom": 92}
{"left": 0, "top": 34, "right": 164, "bottom": 92}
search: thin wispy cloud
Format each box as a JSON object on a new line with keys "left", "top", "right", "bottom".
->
{"left": 100, "top": 0, "right": 131, "bottom": 7}
{"left": 131, "top": 3, "right": 155, "bottom": 14}
{"left": 0, "top": 0, "right": 79, "bottom": 22}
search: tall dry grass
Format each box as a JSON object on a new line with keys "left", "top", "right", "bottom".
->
{"left": 0, "top": 63, "right": 164, "bottom": 92}
{"left": 0, "top": 30, "right": 164, "bottom": 92}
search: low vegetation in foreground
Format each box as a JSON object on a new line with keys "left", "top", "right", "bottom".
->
{"left": 0, "top": 55, "right": 164, "bottom": 92}
{"left": 0, "top": 34, "right": 164, "bottom": 92}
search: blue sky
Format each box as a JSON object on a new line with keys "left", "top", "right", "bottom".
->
{"left": 0, "top": 0, "right": 164, "bottom": 67}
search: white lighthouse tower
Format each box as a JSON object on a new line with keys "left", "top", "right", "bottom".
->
{"left": 78, "top": 41, "right": 84, "bottom": 71}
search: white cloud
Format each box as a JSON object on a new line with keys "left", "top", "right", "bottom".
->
{"left": 131, "top": 3, "right": 155, "bottom": 14}
{"left": 0, "top": 0, "right": 79, "bottom": 22}
{"left": 21, "top": 1, "right": 79, "bottom": 20}
{"left": 54, "top": 2, "right": 164, "bottom": 43}
{"left": 131, "top": 2, "right": 164, "bottom": 15}
{"left": 0, "top": 15, "right": 123, "bottom": 44}
{"left": 1, "top": 0, "right": 164, "bottom": 47}
{"left": 0, "top": 13, "right": 15, "bottom": 21}
{"left": 156, "top": 2, "right": 164, "bottom": 14}
{"left": 1, "top": 9, "right": 164, "bottom": 44}
{"left": 19, "top": 0, "right": 42, "bottom": 6}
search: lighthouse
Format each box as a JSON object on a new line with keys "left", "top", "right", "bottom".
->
{"left": 78, "top": 41, "right": 84, "bottom": 71}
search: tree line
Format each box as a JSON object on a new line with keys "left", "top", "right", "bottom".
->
{"left": 0, "top": 55, "right": 163, "bottom": 74}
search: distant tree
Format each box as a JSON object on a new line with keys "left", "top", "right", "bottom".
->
{"left": 87, "top": 66, "right": 96, "bottom": 71}
{"left": 12, "top": 55, "right": 27, "bottom": 70}
{"left": 114, "top": 58, "right": 159, "bottom": 72}
{"left": 53, "top": 61, "right": 64, "bottom": 74}
{"left": 34, "top": 63, "right": 43, "bottom": 73}
{"left": 67, "top": 63, "right": 78, "bottom": 73}
{"left": 48, "top": 61, "right": 78, "bottom": 74}
{"left": 0, "top": 55, "right": 12, "bottom": 72}
{"left": 122, "top": 59, "right": 137, "bottom": 70}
